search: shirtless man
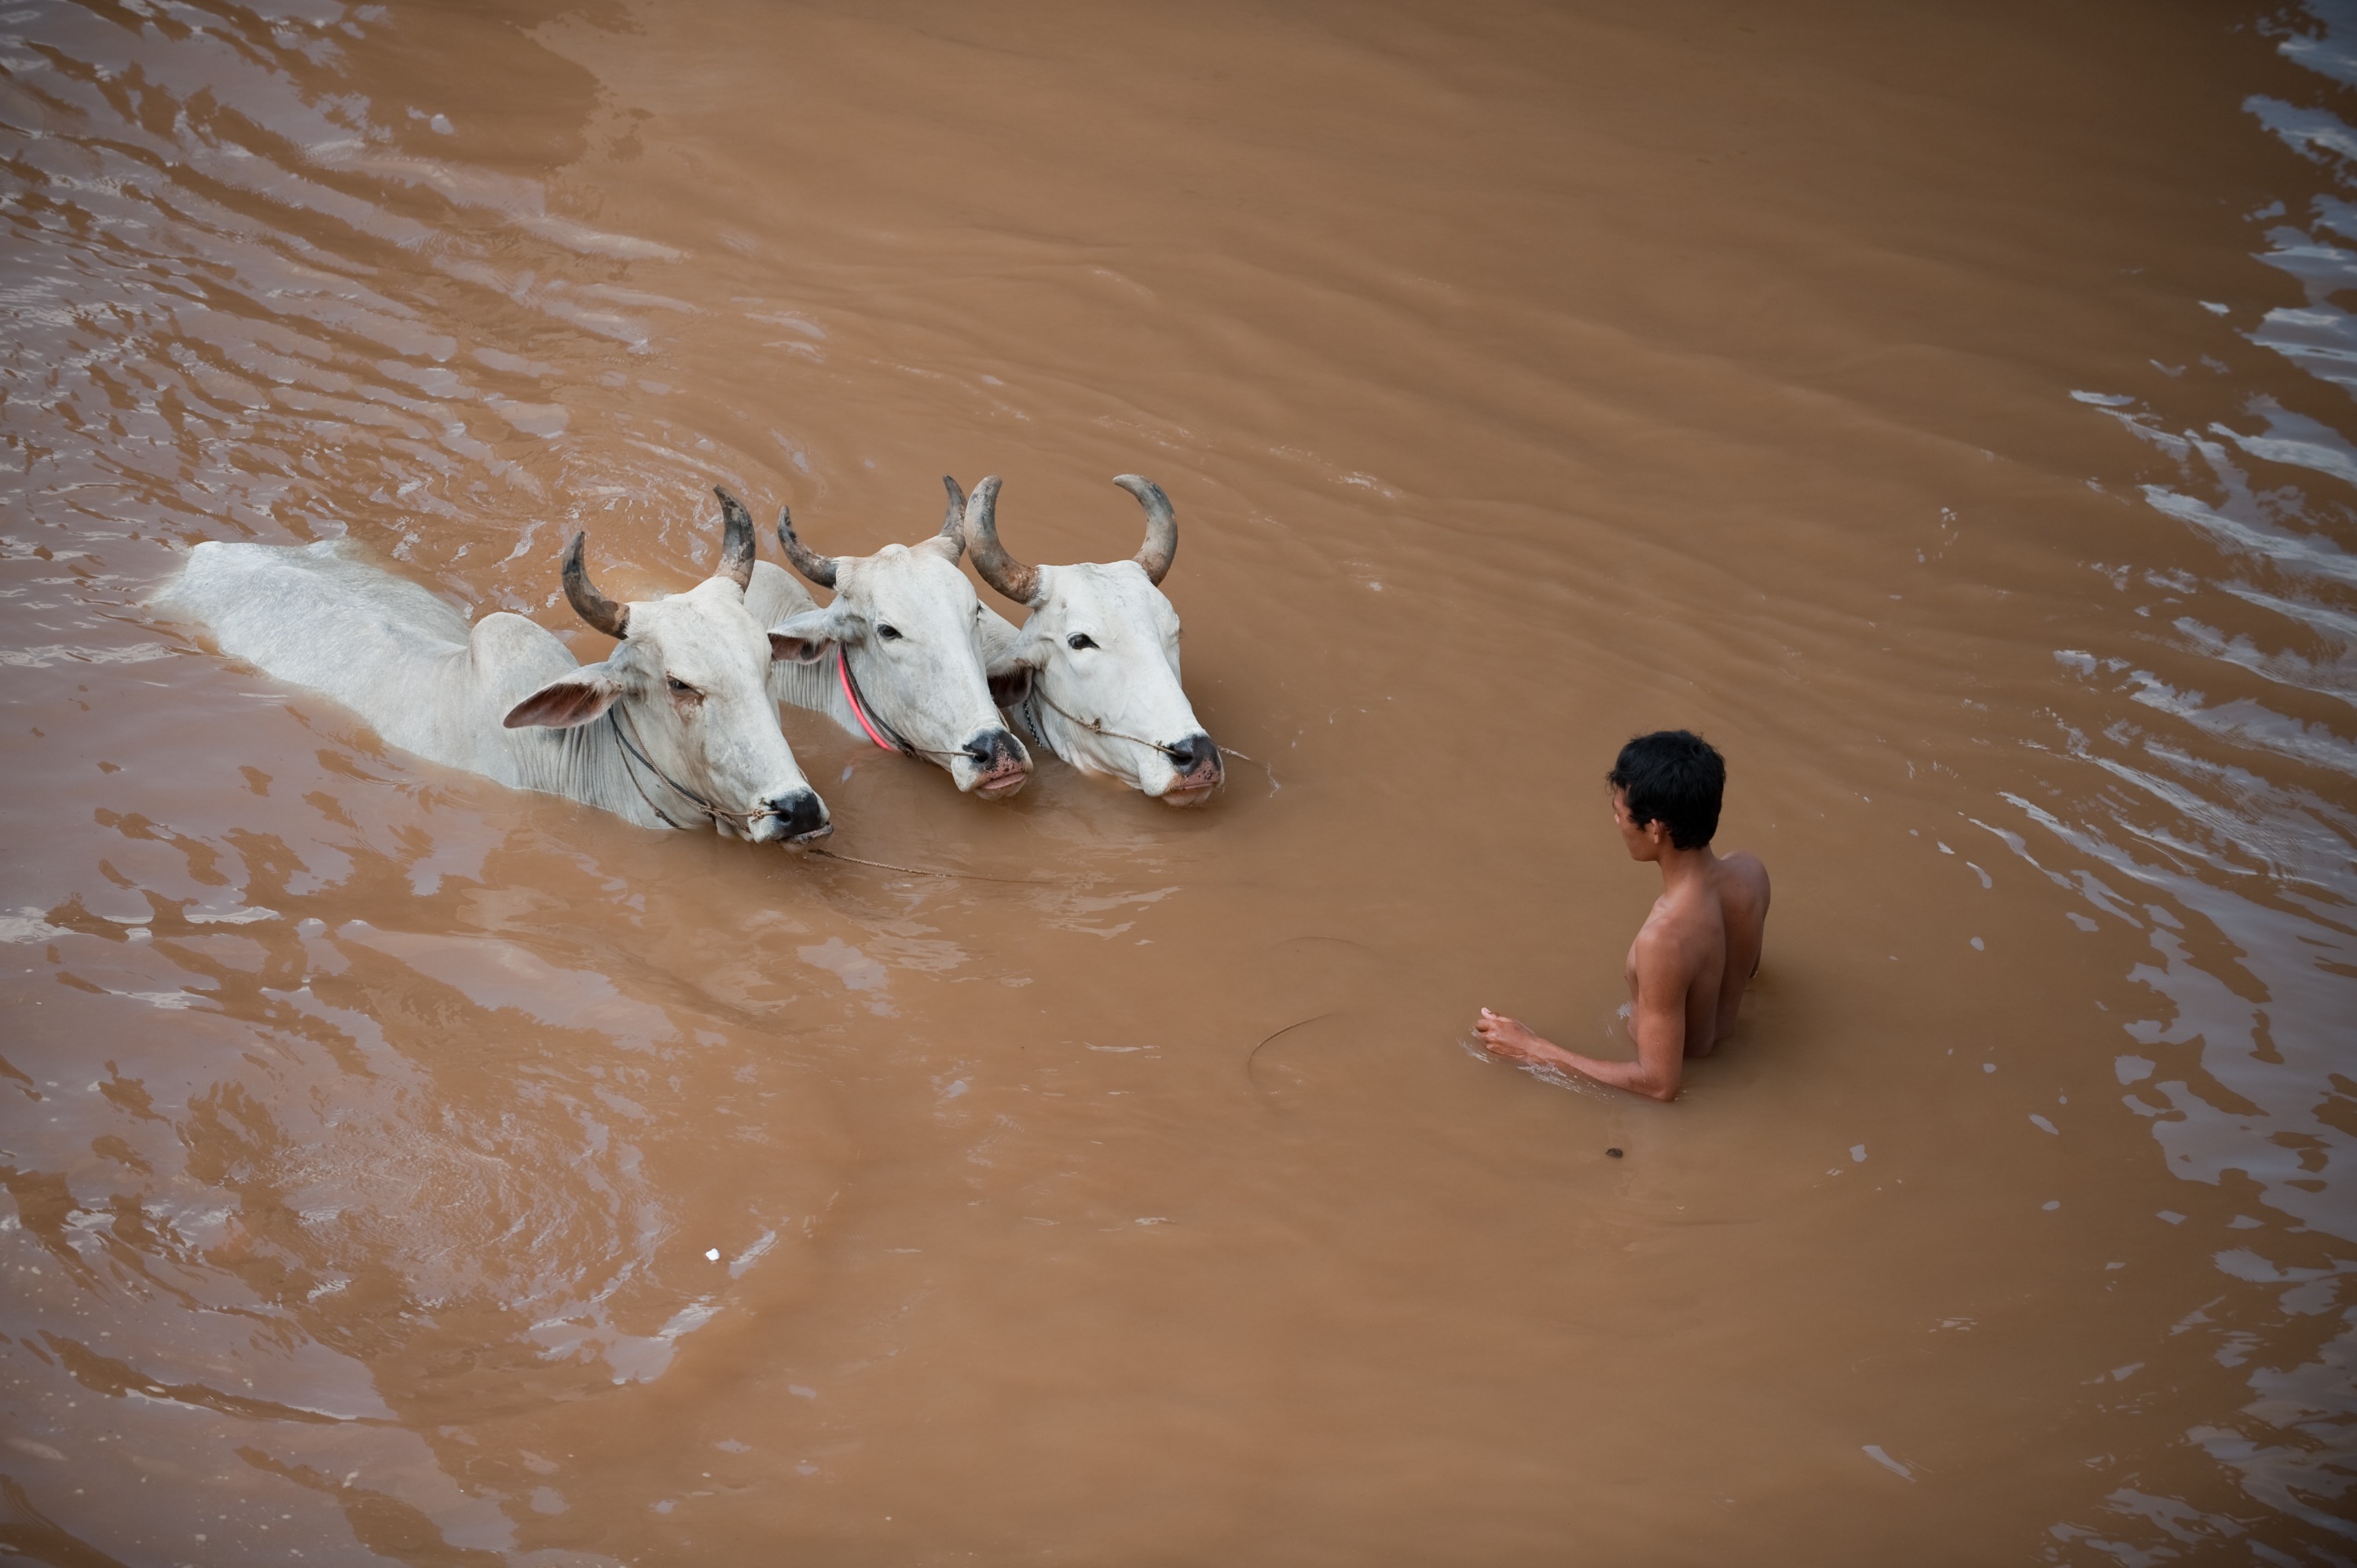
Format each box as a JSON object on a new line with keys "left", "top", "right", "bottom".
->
{"left": 1475, "top": 730, "right": 1769, "bottom": 1103}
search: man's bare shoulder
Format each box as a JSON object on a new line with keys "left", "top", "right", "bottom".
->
{"left": 1717, "top": 850, "right": 1771, "bottom": 908}
{"left": 1636, "top": 886, "right": 1726, "bottom": 968}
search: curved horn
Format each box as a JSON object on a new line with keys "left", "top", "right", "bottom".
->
{"left": 937, "top": 475, "right": 967, "bottom": 560}
{"left": 713, "top": 486, "right": 756, "bottom": 592}
{"left": 962, "top": 476, "right": 1040, "bottom": 606}
{"left": 562, "top": 532, "right": 629, "bottom": 639}
{"left": 1115, "top": 474, "right": 1177, "bottom": 585}
{"left": 775, "top": 503, "right": 838, "bottom": 589}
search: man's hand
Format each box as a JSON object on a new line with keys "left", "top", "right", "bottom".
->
{"left": 1475, "top": 1008, "right": 1562, "bottom": 1067}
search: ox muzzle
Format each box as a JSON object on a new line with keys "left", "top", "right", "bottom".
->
{"left": 961, "top": 727, "right": 1032, "bottom": 800}
{"left": 1159, "top": 731, "right": 1222, "bottom": 804}
{"left": 753, "top": 786, "right": 832, "bottom": 844}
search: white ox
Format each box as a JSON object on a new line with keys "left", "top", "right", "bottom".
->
{"left": 961, "top": 475, "right": 1222, "bottom": 805}
{"left": 736, "top": 483, "right": 1034, "bottom": 800}
{"left": 158, "top": 500, "right": 832, "bottom": 843}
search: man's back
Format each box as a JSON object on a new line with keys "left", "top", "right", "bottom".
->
{"left": 1703, "top": 851, "right": 1770, "bottom": 1052}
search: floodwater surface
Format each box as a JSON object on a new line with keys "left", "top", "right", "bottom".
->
{"left": 2, "top": 2, "right": 2354, "bottom": 1563}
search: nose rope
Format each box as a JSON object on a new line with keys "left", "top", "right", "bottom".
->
{"left": 805, "top": 845, "right": 1056, "bottom": 884}
{"left": 836, "top": 648, "right": 995, "bottom": 765}
{"left": 607, "top": 707, "right": 775, "bottom": 832}
{"left": 1021, "top": 684, "right": 1197, "bottom": 764}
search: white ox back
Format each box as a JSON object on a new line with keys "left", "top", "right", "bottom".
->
{"left": 158, "top": 539, "right": 830, "bottom": 841}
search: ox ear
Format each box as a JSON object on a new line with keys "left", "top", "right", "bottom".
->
{"left": 988, "top": 665, "right": 1033, "bottom": 710}
{"left": 504, "top": 664, "right": 625, "bottom": 730}
{"left": 984, "top": 639, "right": 1044, "bottom": 710}
{"left": 768, "top": 603, "right": 860, "bottom": 664}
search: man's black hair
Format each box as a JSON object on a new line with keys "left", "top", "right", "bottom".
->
{"left": 1608, "top": 731, "right": 1724, "bottom": 850}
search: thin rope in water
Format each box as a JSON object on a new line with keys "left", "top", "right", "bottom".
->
{"left": 805, "top": 845, "right": 1058, "bottom": 885}
{"left": 1246, "top": 1011, "right": 1337, "bottom": 1080}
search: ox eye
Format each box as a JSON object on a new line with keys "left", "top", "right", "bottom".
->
{"left": 666, "top": 676, "right": 699, "bottom": 698}
{"left": 1066, "top": 633, "right": 1097, "bottom": 651}
{"left": 878, "top": 624, "right": 903, "bottom": 641}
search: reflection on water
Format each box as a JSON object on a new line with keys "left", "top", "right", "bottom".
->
{"left": 0, "top": 0, "right": 2352, "bottom": 1562}
{"left": 2028, "top": 9, "right": 2357, "bottom": 1554}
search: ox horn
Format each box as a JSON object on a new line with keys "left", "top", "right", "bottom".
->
{"left": 562, "top": 532, "right": 629, "bottom": 639}
{"left": 713, "top": 486, "right": 757, "bottom": 592}
{"left": 962, "top": 476, "right": 1040, "bottom": 606}
{"left": 775, "top": 502, "right": 838, "bottom": 589}
{"left": 1115, "top": 475, "right": 1177, "bottom": 585}
{"left": 937, "top": 475, "right": 968, "bottom": 561}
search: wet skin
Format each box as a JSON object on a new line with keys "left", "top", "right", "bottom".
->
{"left": 1476, "top": 789, "right": 1770, "bottom": 1102}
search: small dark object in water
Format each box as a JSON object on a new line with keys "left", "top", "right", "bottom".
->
{"left": 1606, "top": 1148, "right": 1624, "bottom": 1159}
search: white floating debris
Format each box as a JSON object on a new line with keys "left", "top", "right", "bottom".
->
{"left": 705, "top": 1248, "right": 720, "bottom": 1262}
{"left": 1850, "top": 1145, "right": 1868, "bottom": 1163}
{"left": 1862, "top": 1445, "right": 1914, "bottom": 1479}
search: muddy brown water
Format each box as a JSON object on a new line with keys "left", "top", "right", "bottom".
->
{"left": 2, "top": 2, "right": 2353, "bottom": 1563}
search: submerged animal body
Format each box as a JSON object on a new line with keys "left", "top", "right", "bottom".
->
{"left": 962, "top": 475, "right": 1222, "bottom": 804}
{"left": 158, "top": 498, "right": 831, "bottom": 843}
{"left": 743, "top": 482, "right": 1035, "bottom": 800}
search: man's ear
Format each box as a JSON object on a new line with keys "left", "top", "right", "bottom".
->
{"left": 504, "top": 664, "right": 624, "bottom": 729}
{"left": 768, "top": 604, "right": 860, "bottom": 664}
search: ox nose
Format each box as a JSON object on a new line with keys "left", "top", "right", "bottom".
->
{"left": 1161, "top": 731, "right": 1222, "bottom": 803}
{"left": 765, "top": 786, "right": 831, "bottom": 842}
{"left": 1166, "top": 733, "right": 1215, "bottom": 771}
{"left": 1170, "top": 732, "right": 1222, "bottom": 779}
{"left": 962, "top": 727, "right": 1032, "bottom": 799}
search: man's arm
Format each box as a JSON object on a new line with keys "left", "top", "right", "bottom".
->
{"left": 1475, "top": 933, "right": 1691, "bottom": 1102}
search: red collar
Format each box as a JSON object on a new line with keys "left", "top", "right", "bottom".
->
{"left": 837, "top": 648, "right": 906, "bottom": 755}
